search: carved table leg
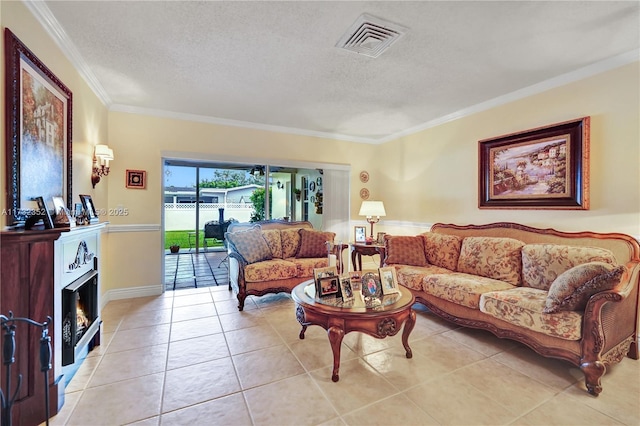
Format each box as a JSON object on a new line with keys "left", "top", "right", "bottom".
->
{"left": 328, "top": 325, "right": 345, "bottom": 382}
{"left": 299, "top": 325, "right": 307, "bottom": 340}
{"left": 402, "top": 309, "right": 416, "bottom": 359}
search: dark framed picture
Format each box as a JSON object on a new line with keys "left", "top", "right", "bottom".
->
{"left": 126, "top": 169, "right": 147, "bottom": 189}
{"left": 478, "top": 117, "right": 590, "bottom": 209}
{"left": 354, "top": 226, "right": 367, "bottom": 243}
{"left": 313, "top": 266, "right": 338, "bottom": 298}
{"left": 317, "top": 276, "right": 340, "bottom": 299}
{"left": 379, "top": 267, "right": 400, "bottom": 295}
{"left": 34, "top": 196, "right": 54, "bottom": 229}
{"left": 376, "top": 232, "right": 386, "bottom": 244}
{"left": 361, "top": 271, "right": 382, "bottom": 298}
{"left": 4, "top": 29, "right": 73, "bottom": 224}
{"left": 79, "top": 194, "right": 99, "bottom": 223}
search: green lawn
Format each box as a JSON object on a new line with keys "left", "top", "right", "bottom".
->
{"left": 164, "top": 230, "right": 224, "bottom": 250}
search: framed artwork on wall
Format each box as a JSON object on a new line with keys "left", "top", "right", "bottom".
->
{"left": 478, "top": 117, "right": 590, "bottom": 210}
{"left": 126, "top": 169, "right": 147, "bottom": 189}
{"left": 4, "top": 28, "right": 73, "bottom": 224}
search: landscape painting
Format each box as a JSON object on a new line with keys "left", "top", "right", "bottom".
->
{"left": 478, "top": 117, "right": 590, "bottom": 210}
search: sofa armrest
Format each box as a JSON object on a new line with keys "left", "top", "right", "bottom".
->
{"left": 582, "top": 262, "right": 640, "bottom": 361}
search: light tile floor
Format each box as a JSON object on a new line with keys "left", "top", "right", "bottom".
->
{"left": 50, "top": 286, "right": 640, "bottom": 425}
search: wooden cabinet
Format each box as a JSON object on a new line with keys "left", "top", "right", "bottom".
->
{"left": 0, "top": 228, "right": 63, "bottom": 425}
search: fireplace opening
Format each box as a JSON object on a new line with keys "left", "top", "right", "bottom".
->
{"left": 61, "top": 265, "right": 100, "bottom": 366}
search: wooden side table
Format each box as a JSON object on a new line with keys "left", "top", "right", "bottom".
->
{"left": 350, "top": 243, "right": 386, "bottom": 271}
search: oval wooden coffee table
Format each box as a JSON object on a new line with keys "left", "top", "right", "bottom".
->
{"left": 292, "top": 279, "right": 416, "bottom": 382}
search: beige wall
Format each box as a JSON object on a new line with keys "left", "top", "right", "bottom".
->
{"left": 105, "top": 112, "right": 363, "bottom": 293}
{"left": 375, "top": 62, "right": 640, "bottom": 237}
{"left": 2, "top": 1, "right": 639, "bottom": 298}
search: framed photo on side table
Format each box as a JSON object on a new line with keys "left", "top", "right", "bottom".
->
{"left": 340, "top": 276, "right": 354, "bottom": 302}
{"left": 354, "top": 226, "right": 367, "bottom": 243}
{"left": 379, "top": 267, "right": 400, "bottom": 295}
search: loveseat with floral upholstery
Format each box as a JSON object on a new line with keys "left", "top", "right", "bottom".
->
{"left": 383, "top": 222, "right": 640, "bottom": 396}
{"left": 226, "top": 220, "right": 341, "bottom": 311}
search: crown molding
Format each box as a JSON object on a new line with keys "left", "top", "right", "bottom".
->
{"left": 377, "top": 49, "right": 640, "bottom": 144}
{"left": 109, "top": 104, "right": 378, "bottom": 144}
{"left": 24, "top": 0, "right": 112, "bottom": 105}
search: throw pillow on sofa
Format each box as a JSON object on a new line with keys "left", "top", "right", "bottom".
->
{"left": 544, "top": 262, "right": 627, "bottom": 313}
{"left": 226, "top": 225, "right": 273, "bottom": 264}
{"left": 457, "top": 236, "right": 525, "bottom": 286}
{"left": 281, "top": 228, "right": 303, "bottom": 258}
{"left": 296, "top": 228, "right": 336, "bottom": 258}
{"left": 384, "top": 235, "right": 428, "bottom": 266}
{"left": 261, "top": 229, "right": 283, "bottom": 258}
{"left": 522, "top": 244, "right": 617, "bottom": 291}
{"left": 421, "top": 232, "right": 462, "bottom": 271}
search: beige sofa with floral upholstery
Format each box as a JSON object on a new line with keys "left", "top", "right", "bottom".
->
{"left": 226, "top": 220, "right": 339, "bottom": 311}
{"left": 383, "top": 222, "right": 640, "bottom": 396}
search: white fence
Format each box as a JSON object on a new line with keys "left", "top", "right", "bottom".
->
{"left": 164, "top": 203, "right": 255, "bottom": 231}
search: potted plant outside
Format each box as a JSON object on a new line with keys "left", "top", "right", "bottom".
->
{"left": 169, "top": 244, "right": 180, "bottom": 253}
{"left": 294, "top": 188, "right": 301, "bottom": 201}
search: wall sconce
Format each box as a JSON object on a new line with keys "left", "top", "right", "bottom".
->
{"left": 359, "top": 200, "right": 386, "bottom": 239}
{"left": 276, "top": 181, "right": 283, "bottom": 190}
{"left": 91, "top": 144, "right": 114, "bottom": 188}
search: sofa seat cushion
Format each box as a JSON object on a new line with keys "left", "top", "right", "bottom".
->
{"left": 288, "top": 257, "right": 330, "bottom": 278}
{"left": 480, "top": 288, "right": 582, "bottom": 341}
{"left": 422, "top": 273, "right": 515, "bottom": 309}
{"left": 521, "top": 244, "right": 617, "bottom": 291}
{"left": 244, "top": 259, "right": 298, "bottom": 283}
{"left": 421, "top": 232, "right": 462, "bottom": 271}
{"left": 457, "top": 237, "right": 525, "bottom": 286}
{"left": 394, "top": 265, "right": 453, "bottom": 290}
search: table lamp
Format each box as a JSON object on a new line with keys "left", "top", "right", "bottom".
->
{"left": 359, "top": 201, "right": 386, "bottom": 241}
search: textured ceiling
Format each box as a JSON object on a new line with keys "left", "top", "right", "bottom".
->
{"left": 33, "top": 1, "right": 640, "bottom": 143}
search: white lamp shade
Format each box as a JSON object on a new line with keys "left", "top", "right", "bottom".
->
{"left": 94, "top": 144, "right": 114, "bottom": 160}
{"left": 359, "top": 201, "right": 386, "bottom": 217}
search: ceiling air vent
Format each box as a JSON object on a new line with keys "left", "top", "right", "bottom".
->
{"left": 336, "top": 13, "right": 408, "bottom": 58}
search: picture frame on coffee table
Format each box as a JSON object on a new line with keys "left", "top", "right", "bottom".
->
{"left": 317, "top": 276, "right": 340, "bottom": 299}
{"left": 379, "top": 267, "right": 400, "bottom": 295}
{"left": 361, "top": 271, "right": 382, "bottom": 298}
{"left": 340, "top": 276, "right": 354, "bottom": 302}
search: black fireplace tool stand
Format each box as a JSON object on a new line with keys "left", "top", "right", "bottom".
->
{"left": 0, "top": 312, "right": 52, "bottom": 426}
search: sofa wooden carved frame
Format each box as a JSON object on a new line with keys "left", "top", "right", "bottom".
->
{"left": 401, "top": 222, "right": 640, "bottom": 396}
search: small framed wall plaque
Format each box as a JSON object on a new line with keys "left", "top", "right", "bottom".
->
{"left": 126, "top": 169, "right": 147, "bottom": 189}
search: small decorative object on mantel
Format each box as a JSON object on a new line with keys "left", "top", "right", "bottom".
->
{"left": 79, "top": 194, "right": 99, "bottom": 224}
{"left": 126, "top": 169, "right": 147, "bottom": 189}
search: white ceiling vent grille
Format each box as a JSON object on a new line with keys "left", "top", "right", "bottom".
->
{"left": 336, "top": 14, "right": 408, "bottom": 58}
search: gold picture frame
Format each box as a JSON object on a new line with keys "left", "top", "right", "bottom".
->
{"left": 479, "top": 117, "right": 590, "bottom": 209}
{"left": 379, "top": 267, "right": 400, "bottom": 295}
